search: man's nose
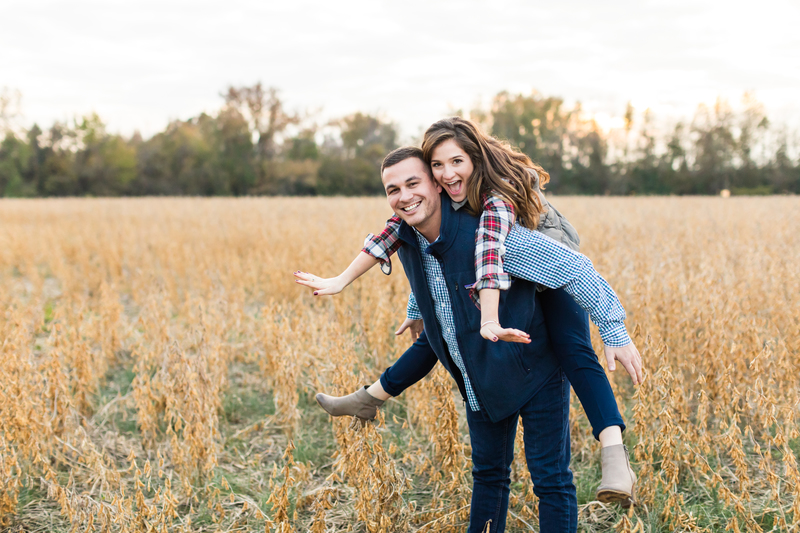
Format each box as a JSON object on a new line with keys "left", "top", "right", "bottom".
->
{"left": 400, "top": 187, "right": 414, "bottom": 202}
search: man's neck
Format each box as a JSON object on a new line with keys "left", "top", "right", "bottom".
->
{"left": 413, "top": 206, "right": 441, "bottom": 243}
{"left": 415, "top": 220, "right": 440, "bottom": 243}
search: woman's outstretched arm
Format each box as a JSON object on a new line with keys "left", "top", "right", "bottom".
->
{"left": 294, "top": 251, "right": 379, "bottom": 295}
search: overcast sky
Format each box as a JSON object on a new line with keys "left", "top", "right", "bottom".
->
{"left": 3, "top": 0, "right": 799, "bottom": 140}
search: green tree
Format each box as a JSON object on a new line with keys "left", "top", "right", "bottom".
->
{"left": 317, "top": 113, "right": 397, "bottom": 195}
{"left": 71, "top": 114, "right": 136, "bottom": 196}
{"left": 691, "top": 99, "right": 737, "bottom": 194}
{"left": 0, "top": 132, "right": 32, "bottom": 197}
{"left": 489, "top": 91, "right": 573, "bottom": 191}
{"left": 136, "top": 115, "right": 221, "bottom": 195}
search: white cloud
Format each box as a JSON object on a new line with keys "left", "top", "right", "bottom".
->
{"left": 2, "top": 0, "right": 798, "bottom": 138}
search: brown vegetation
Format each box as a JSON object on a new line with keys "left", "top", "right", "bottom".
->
{"left": 0, "top": 196, "right": 798, "bottom": 532}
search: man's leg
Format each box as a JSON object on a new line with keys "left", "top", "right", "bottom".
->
{"left": 465, "top": 406, "right": 518, "bottom": 533}
{"left": 520, "top": 368, "right": 577, "bottom": 533}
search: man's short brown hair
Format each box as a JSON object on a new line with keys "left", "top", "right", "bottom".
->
{"left": 381, "top": 146, "right": 428, "bottom": 175}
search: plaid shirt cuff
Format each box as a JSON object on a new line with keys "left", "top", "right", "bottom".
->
{"left": 467, "top": 273, "right": 513, "bottom": 309}
{"left": 598, "top": 322, "right": 632, "bottom": 347}
{"left": 362, "top": 234, "right": 391, "bottom": 264}
{"left": 406, "top": 292, "right": 422, "bottom": 320}
{"left": 472, "top": 273, "right": 512, "bottom": 292}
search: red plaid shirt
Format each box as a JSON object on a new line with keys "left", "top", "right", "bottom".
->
{"left": 362, "top": 194, "right": 515, "bottom": 308}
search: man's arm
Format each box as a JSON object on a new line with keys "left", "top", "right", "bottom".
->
{"left": 503, "top": 224, "right": 631, "bottom": 347}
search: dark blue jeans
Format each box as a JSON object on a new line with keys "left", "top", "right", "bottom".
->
{"left": 466, "top": 368, "right": 577, "bottom": 533}
{"left": 538, "top": 287, "right": 625, "bottom": 439}
{"left": 381, "top": 287, "right": 625, "bottom": 440}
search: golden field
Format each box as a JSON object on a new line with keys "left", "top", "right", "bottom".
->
{"left": 0, "top": 196, "right": 798, "bottom": 533}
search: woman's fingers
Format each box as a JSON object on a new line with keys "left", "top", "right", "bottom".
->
{"left": 293, "top": 271, "right": 334, "bottom": 292}
{"left": 497, "top": 328, "right": 532, "bottom": 344}
{"left": 481, "top": 324, "right": 531, "bottom": 344}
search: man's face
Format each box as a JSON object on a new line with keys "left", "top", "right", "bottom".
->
{"left": 381, "top": 157, "right": 442, "bottom": 231}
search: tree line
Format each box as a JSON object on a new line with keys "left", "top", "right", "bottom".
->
{"left": 1, "top": 84, "right": 797, "bottom": 197}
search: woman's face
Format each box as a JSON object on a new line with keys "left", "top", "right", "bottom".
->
{"left": 430, "top": 138, "right": 474, "bottom": 203}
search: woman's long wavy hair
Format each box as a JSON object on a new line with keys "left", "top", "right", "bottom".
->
{"left": 421, "top": 117, "right": 550, "bottom": 230}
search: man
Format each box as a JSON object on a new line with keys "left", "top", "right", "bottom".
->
{"left": 305, "top": 147, "right": 641, "bottom": 532}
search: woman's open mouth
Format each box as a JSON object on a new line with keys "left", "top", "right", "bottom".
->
{"left": 443, "top": 179, "right": 463, "bottom": 197}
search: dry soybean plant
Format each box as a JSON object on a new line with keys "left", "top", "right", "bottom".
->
{"left": 0, "top": 195, "right": 798, "bottom": 532}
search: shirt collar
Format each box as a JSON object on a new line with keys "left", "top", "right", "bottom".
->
{"left": 451, "top": 198, "right": 468, "bottom": 211}
{"left": 413, "top": 227, "right": 432, "bottom": 248}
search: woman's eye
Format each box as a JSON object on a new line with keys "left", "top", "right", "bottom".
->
{"left": 453, "top": 158, "right": 462, "bottom": 164}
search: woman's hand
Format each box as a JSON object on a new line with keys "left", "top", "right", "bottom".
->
{"left": 603, "top": 342, "right": 644, "bottom": 385}
{"left": 480, "top": 321, "right": 531, "bottom": 344}
{"left": 294, "top": 271, "right": 346, "bottom": 296}
{"left": 395, "top": 317, "right": 423, "bottom": 341}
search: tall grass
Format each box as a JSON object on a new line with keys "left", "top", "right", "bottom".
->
{"left": 0, "top": 196, "right": 798, "bottom": 532}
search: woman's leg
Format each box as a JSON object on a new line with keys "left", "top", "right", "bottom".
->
{"left": 316, "top": 335, "right": 438, "bottom": 418}
{"left": 539, "top": 287, "right": 636, "bottom": 506}
{"left": 538, "top": 287, "right": 625, "bottom": 440}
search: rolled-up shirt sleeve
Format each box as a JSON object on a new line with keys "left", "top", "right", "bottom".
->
{"left": 503, "top": 224, "right": 632, "bottom": 347}
{"left": 362, "top": 215, "right": 403, "bottom": 265}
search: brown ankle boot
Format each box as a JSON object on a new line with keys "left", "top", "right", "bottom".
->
{"left": 315, "top": 387, "right": 384, "bottom": 420}
{"left": 596, "top": 444, "right": 637, "bottom": 508}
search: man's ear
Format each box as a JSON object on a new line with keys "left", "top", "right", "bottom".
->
{"left": 426, "top": 171, "right": 442, "bottom": 193}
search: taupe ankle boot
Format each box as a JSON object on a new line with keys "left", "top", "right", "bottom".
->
{"left": 315, "top": 387, "right": 384, "bottom": 420}
{"left": 596, "top": 444, "right": 637, "bottom": 508}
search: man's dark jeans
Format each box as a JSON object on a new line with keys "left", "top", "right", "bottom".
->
{"left": 465, "top": 368, "right": 577, "bottom": 533}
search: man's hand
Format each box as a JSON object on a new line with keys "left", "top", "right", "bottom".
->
{"left": 480, "top": 321, "right": 531, "bottom": 344}
{"left": 603, "top": 343, "right": 644, "bottom": 385}
{"left": 294, "top": 271, "right": 346, "bottom": 296}
{"left": 395, "top": 317, "right": 423, "bottom": 341}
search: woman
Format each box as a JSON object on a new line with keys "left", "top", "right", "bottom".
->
{"left": 296, "top": 117, "right": 641, "bottom": 507}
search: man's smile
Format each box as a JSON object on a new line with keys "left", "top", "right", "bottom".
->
{"left": 401, "top": 201, "right": 421, "bottom": 212}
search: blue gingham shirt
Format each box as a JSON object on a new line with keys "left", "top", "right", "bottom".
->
{"left": 406, "top": 224, "right": 632, "bottom": 347}
{"left": 413, "top": 229, "right": 482, "bottom": 411}
{"left": 503, "top": 225, "right": 631, "bottom": 347}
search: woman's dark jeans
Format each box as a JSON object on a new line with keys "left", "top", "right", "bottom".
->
{"left": 538, "top": 286, "right": 625, "bottom": 439}
{"left": 381, "top": 286, "right": 625, "bottom": 440}
{"left": 466, "top": 369, "right": 577, "bottom": 533}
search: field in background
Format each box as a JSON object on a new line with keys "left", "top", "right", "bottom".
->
{"left": 1, "top": 196, "right": 798, "bottom": 532}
